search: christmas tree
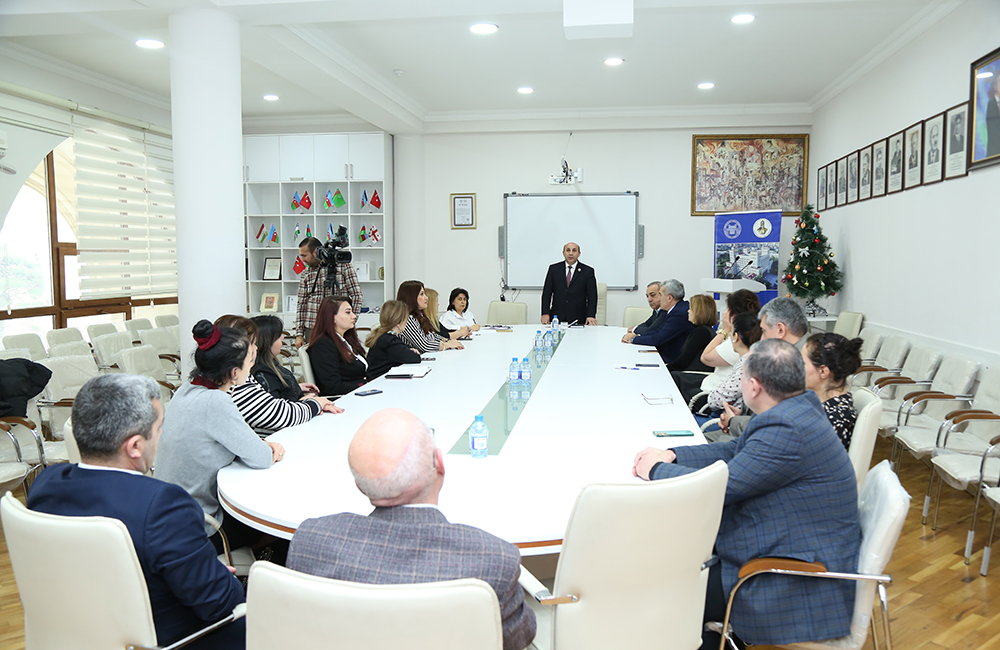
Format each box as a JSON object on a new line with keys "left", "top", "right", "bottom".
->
{"left": 781, "top": 204, "right": 843, "bottom": 312}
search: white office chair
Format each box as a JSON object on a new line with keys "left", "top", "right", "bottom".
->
{"left": 139, "top": 327, "right": 182, "bottom": 376}
{"left": 124, "top": 318, "right": 154, "bottom": 342}
{"left": 86, "top": 322, "right": 119, "bottom": 341}
{"left": 91, "top": 331, "right": 134, "bottom": 369}
{"left": 155, "top": 314, "right": 180, "bottom": 328}
{"left": 872, "top": 345, "right": 941, "bottom": 432}
{"left": 118, "top": 345, "right": 179, "bottom": 404}
{"left": 594, "top": 282, "right": 607, "bottom": 326}
{"left": 521, "top": 461, "right": 728, "bottom": 650}
{"left": 37, "top": 355, "right": 100, "bottom": 441}
{"left": 0, "top": 423, "right": 31, "bottom": 496}
{"left": 2, "top": 333, "right": 46, "bottom": 361}
{"left": 47, "top": 340, "right": 94, "bottom": 358}
{"left": 848, "top": 388, "right": 883, "bottom": 488}
{"left": 45, "top": 327, "right": 85, "bottom": 347}
{"left": 246, "top": 561, "right": 503, "bottom": 650}
{"left": 1, "top": 493, "right": 245, "bottom": 650}
{"left": 857, "top": 328, "right": 883, "bottom": 363}
{"left": 486, "top": 300, "right": 528, "bottom": 325}
{"left": 851, "top": 335, "right": 910, "bottom": 388}
{"left": 298, "top": 345, "right": 317, "bottom": 385}
{"left": 0, "top": 348, "right": 31, "bottom": 360}
{"left": 833, "top": 311, "right": 863, "bottom": 339}
{"left": 622, "top": 307, "right": 649, "bottom": 331}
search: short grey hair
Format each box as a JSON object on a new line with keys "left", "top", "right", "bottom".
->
{"left": 759, "top": 297, "right": 808, "bottom": 337}
{"left": 744, "top": 339, "right": 805, "bottom": 400}
{"left": 71, "top": 374, "right": 161, "bottom": 459}
{"left": 646, "top": 281, "right": 662, "bottom": 290}
{"left": 351, "top": 427, "right": 435, "bottom": 502}
{"left": 661, "top": 279, "right": 685, "bottom": 301}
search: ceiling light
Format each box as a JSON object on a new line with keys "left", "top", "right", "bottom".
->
{"left": 263, "top": 95, "right": 279, "bottom": 101}
{"left": 518, "top": 87, "right": 534, "bottom": 94}
{"left": 604, "top": 57, "right": 624, "bottom": 66}
{"left": 731, "top": 14, "right": 755, "bottom": 24}
{"left": 698, "top": 82, "right": 715, "bottom": 90}
{"left": 470, "top": 23, "right": 499, "bottom": 34}
{"left": 135, "top": 39, "right": 164, "bottom": 49}
{"left": 977, "top": 71, "right": 994, "bottom": 79}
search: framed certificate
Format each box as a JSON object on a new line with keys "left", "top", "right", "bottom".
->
{"left": 262, "top": 257, "right": 282, "bottom": 281}
{"left": 260, "top": 293, "right": 279, "bottom": 312}
{"left": 450, "top": 193, "right": 476, "bottom": 229}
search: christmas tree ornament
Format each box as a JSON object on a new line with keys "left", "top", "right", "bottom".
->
{"left": 817, "top": 266, "right": 823, "bottom": 271}
{"left": 795, "top": 264, "right": 800, "bottom": 271}
{"left": 814, "top": 238, "right": 820, "bottom": 243}
{"left": 831, "top": 291, "right": 836, "bottom": 296}
{"left": 786, "top": 293, "right": 792, "bottom": 298}
{"left": 782, "top": 278, "right": 787, "bottom": 283}
{"left": 799, "top": 247, "right": 810, "bottom": 256}
{"left": 805, "top": 282, "right": 809, "bottom": 287}
{"left": 823, "top": 258, "right": 828, "bottom": 264}
{"left": 830, "top": 252, "right": 835, "bottom": 258}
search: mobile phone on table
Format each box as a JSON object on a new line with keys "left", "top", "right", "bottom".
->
{"left": 635, "top": 363, "right": 659, "bottom": 367}
{"left": 653, "top": 430, "right": 694, "bottom": 437}
{"left": 356, "top": 389, "right": 383, "bottom": 397}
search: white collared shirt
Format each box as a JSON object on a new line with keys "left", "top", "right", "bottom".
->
{"left": 77, "top": 462, "right": 143, "bottom": 476}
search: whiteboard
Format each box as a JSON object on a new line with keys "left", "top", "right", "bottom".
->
{"left": 504, "top": 193, "right": 638, "bottom": 290}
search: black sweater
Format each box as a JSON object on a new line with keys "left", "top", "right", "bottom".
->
{"left": 366, "top": 332, "right": 422, "bottom": 380}
{"left": 666, "top": 325, "right": 715, "bottom": 373}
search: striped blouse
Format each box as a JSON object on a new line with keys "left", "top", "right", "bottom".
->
{"left": 229, "top": 375, "right": 321, "bottom": 437}
{"left": 399, "top": 314, "right": 445, "bottom": 353}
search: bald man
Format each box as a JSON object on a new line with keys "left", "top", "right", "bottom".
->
{"left": 541, "top": 242, "right": 598, "bottom": 326}
{"left": 287, "top": 409, "right": 536, "bottom": 650}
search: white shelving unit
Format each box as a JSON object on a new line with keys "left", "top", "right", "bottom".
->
{"left": 243, "top": 133, "right": 393, "bottom": 327}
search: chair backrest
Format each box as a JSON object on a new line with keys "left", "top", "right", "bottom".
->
{"left": 622, "top": 306, "right": 649, "bottom": 330}
{"left": 166, "top": 325, "right": 181, "bottom": 350}
{"left": 0, "top": 348, "right": 31, "bottom": 360}
{"left": 2, "top": 333, "right": 46, "bottom": 361}
{"left": 154, "top": 314, "right": 179, "bottom": 328}
{"left": 0, "top": 493, "right": 159, "bottom": 650}
{"left": 873, "top": 335, "right": 910, "bottom": 370}
{"left": 841, "top": 461, "right": 909, "bottom": 649}
{"left": 833, "top": 311, "right": 863, "bottom": 339}
{"left": 47, "top": 341, "right": 93, "bottom": 358}
{"left": 38, "top": 355, "right": 100, "bottom": 401}
{"left": 897, "top": 345, "right": 941, "bottom": 384}
{"left": 86, "top": 323, "right": 119, "bottom": 341}
{"left": 549, "top": 461, "right": 728, "bottom": 650}
{"left": 298, "top": 346, "right": 317, "bottom": 385}
{"left": 45, "top": 327, "right": 85, "bottom": 347}
{"left": 63, "top": 417, "right": 81, "bottom": 464}
{"left": 965, "top": 366, "right": 1000, "bottom": 444}
{"left": 92, "top": 331, "right": 134, "bottom": 366}
{"left": 246, "top": 561, "right": 503, "bottom": 650}
{"left": 849, "top": 388, "right": 883, "bottom": 488}
{"left": 139, "top": 327, "right": 180, "bottom": 356}
{"left": 124, "top": 318, "right": 154, "bottom": 341}
{"left": 924, "top": 355, "right": 980, "bottom": 419}
{"left": 595, "top": 282, "right": 607, "bottom": 326}
{"left": 486, "top": 301, "right": 528, "bottom": 325}
{"left": 118, "top": 345, "right": 168, "bottom": 382}
{"left": 857, "top": 327, "right": 882, "bottom": 361}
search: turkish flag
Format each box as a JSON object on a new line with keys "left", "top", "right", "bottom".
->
{"left": 370, "top": 189, "right": 382, "bottom": 209}
{"left": 300, "top": 191, "right": 312, "bottom": 209}
{"left": 293, "top": 256, "right": 306, "bottom": 275}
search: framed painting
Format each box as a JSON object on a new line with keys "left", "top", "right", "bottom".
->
{"left": 945, "top": 102, "right": 969, "bottom": 179}
{"left": 887, "top": 131, "right": 904, "bottom": 194}
{"left": 970, "top": 45, "right": 1000, "bottom": 170}
{"left": 903, "top": 122, "right": 923, "bottom": 189}
{"left": 691, "top": 134, "right": 809, "bottom": 215}
{"left": 871, "top": 139, "right": 888, "bottom": 197}
{"left": 836, "top": 157, "right": 848, "bottom": 206}
{"left": 858, "top": 145, "right": 873, "bottom": 201}
{"left": 846, "top": 150, "right": 859, "bottom": 203}
{"left": 923, "top": 112, "right": 945, "bottom": 185}
{"left": 816, "top": 166, "right": 827, "bottom": 211}
{"left": 825, "top": 162, "right": 837, "bottom": 208}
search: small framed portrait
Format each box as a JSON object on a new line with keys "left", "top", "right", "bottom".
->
{"left": 871, "top": 139, "right": 888, "bottom": 197}
{"left": 945, "top": 102, "right": 969, "bottom": 179}
{"left": 825, "top": 162, "right": 837, "bottom": 208}
{"left": 259, "top": 293, "right": 280, "bottom": 313}
{"left": 903, "top": 122, "right": 923, "bottom": 189}
{"left": 859, "top": 145, "right": 873, "bottom": 201}
{"left": 970, "top": 46, "right": 1000, "bottom": 170}
{"left": 923, "top": 112, "right": 945, "bottom": 185}
{"left": 816, "top": 166, "right": 827, "bottom": 211}
{"left": 836, "top": 157, "right": 848, "bottom": 206}
{"left": 846, "top": 151, "right": 859, "bottom": 203}
{"left": 887, "top": 131, "right": 904, "bottom": 194}
{"left": 450, "top": 193, "right": 477, "bottom": 229}
{"left": 262, "top": 257, "right": 282, "bottom": 281}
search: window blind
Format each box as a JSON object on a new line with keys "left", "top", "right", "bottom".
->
{"left": 72, "top": 114, "right": 176, "bottom": 300}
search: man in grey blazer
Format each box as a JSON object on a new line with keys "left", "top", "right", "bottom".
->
{"left": 287, "top": 409, "right": 536, "bottom": 650}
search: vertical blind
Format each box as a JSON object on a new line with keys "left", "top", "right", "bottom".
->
{"left": 72, "top": 114, "right": 176, "bottom": 300}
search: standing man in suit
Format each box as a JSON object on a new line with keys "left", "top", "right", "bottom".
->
{"left": 541, "top": 242, "right": 598, "bottom": 326}
{"left": 633, "top": 339, "right": 860, "bottom": 648}
{"left": 621, "top": 279, "right": 695, "bottom": 363}
{"left": 628, "top": 281, "right": 667, "bottom": 335}
{"left": 287, "top": 409, "right": 536, "bottom": 650}
{"left": 28, "top": 374, "right": 246, "bottom": 650}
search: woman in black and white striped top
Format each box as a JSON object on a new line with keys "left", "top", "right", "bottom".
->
{"left": 396, "top": 280, "right": 464, "bottom": 353}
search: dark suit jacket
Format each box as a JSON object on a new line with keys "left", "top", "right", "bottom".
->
{"left": 308, "top": 336, "right": 368, "bottom": 396}
{"left": 366, "top": 332, "right": 421, "bottom": 380}
{"left": 541, "top": 261, "right": 597, "bottom": 325}
{"left": 630, "top": 301, "right": 695, "bottom": 363}
{"left": 288, "top": 506, "right": 536, "bottom": 650}
{"left": 651, "top": 392, "right": 859, "bottom": 645}
{"left": 28, "top": 465, "right": 246, "bottom": 650}
{"left": 633, "top": 308, "right": 667, "bottom": 335}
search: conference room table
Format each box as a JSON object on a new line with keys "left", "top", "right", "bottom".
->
{"left": 217, "top": 324, "right": 708, "bottom": 555}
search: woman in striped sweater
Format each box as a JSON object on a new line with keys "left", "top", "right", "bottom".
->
{"left": 396, "top": 280, "right": 464, "bottom": 353}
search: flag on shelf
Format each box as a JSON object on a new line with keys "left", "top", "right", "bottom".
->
{"left": 370, "top": 189, "right": 382, "bottom": 209}
{"left": 324, "top": 190, "right": 333, "bottom": 209}
{"left": 301, "top": 191, "right": 312, "bottom": 210}
{"left": 291, "top": 191, "right": 301, "bottom": 210}
{"left": 332, "top": 188, "right": 346, "bottom": 209}
{"left": 370, "top": 225, "right": 380, "bottom": 243}
{"left": 327, "top": 223, "right": 335, "bottom": 241}
{"left": 360, "top": 190, "right": 368, "bottom": 209}
{"left": 294, "top": 223, "right": 301, "bottom": 241}
{"left": 255, "top": 224, "right": 267, "bottom": 243}
{"left": 359, "top": 224, "right": 367, "bottom": 243}
{"left": 268, "top": 224, "right": 278, "bottom": 244}
{"left": 305, "top": 224, "right": 312, "bottom": 239}
{"left": 293, "top": 256, "right": 306, "bottom": 275}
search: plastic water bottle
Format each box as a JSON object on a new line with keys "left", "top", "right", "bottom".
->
{"left": 551, "top": 315, "right": 559, "bottom": 331}
{"left": 470, "top": 415, "right": 488, "bottom": 459}
{"left": 534, "top": 330, "right": 543, "bottom": 351}
{"left": 520, "top": 357, "right": 531, "bottom": 399}
{"left": 509, "top": 357, "right": 520, "bottom": 383}
{"left": 543, "top": 330, "right": 553, "bottom": 351}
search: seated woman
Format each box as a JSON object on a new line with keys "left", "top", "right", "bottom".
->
{"left": 365, "top": 300, "right": 422, "bottom": 380}
{"left": 251, "top": 315, "right": 319, "bottom": 400}
{"left": 217, "top": 314, "right": 340, "bottom": 436}
{"left": 802, "top": 332, "right": 864, "bottom": 450}
{"left": 308, "top": 296, "right": 369, "bottom": 396}
{"left": 695, "top": 312, "right": 761, "bottom": 432}
{"left": 424, "top": 288, "right": 470, "bottom": 340}
{"left": 666, "top": 294, "right": 718, "bottom": 373}
{"left": 154, "top": 319, "right": 284, "bottom": 552}
{"left": 396, "top": 280, "right": 464, "bottom": 353}
{"left": 439, "top": 287, "right": 481, "bottom": 333}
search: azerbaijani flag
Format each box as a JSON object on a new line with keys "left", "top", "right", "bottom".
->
{"left": 327, "top": 223, "right": 335, "bottom": 241}
{"left": 291, "top": 191, "right": 300, "bottom": 210}
{"left": 360, "top": 190, "right": 368, "bottom": 209}
{"left": 324, "top": 190, "right": 333, "bottom": 209}
{"left": 359, "top": 224, "right": 367, "bottom": 243}
{"left": 305, "top": 224, "right": 312, "bottom": 239}
{"left": 268, "top": 224, "right": 278, "bottom": 243}
{"left": 331, "top": 189, "right": 346, "bottom": 209}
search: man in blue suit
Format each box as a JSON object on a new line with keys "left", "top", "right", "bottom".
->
{"left": 633, "top": 339, "right": 860, "bottom": 647}
{"left": 28, "top": 374, "right": 246, "bottom": 650}
{"left": 627, "top": 281, "right": 668, "bottom": 335}
{"left": 621, "top": 279, "right": 695, "bottom": 363}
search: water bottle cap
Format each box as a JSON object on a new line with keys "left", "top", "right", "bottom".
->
{"left": 523, "top": 357, "right": 528, "bottom": 362}
{"left": 474, "top": 415, "right": 484, "bottom": 422}
{"left": 537, "top": 330, "right": 541, "bottom": 333}
{"left": 512, "top": 357, "right": 518, "bottom": 361}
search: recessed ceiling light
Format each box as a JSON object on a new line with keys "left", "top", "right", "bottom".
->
{"left": 135, "top": 39, "right": 164, "bottom": 49}
{"left": 517, "top": 87, "right": 534, "bottom": 94}
{"left": 470, "top": 23, "right": 499, "bottom": 35}
{"left": 604, "top": 57, "right": 624, "bottom": 66}
{"left": 698, "top": 82, "right": 715, "bottom": 90}
{"left": 977, "top": 71, "right": 994, "bottom": 79}
{"left": 263, "top": 95, "right": 279, "bottom": 101}
{"left": 731, "top": 14, "right": 755, "bottom": 24}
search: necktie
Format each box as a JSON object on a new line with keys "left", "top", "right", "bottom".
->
{"left": 566, "top": 266, "right": 572, "bottom": 287}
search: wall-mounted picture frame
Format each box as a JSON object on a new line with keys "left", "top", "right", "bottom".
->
{"left": 836, "top": 157, "right": 848, "bottom": 206}
{"left": 262, "top": 257, "right": 282, "bottom": 281}
{"left": 970, "top": 45, "right": 1000, "bottom": 170}
{"left": 846, "top": 151, "right": 859, "bottom": 203}
{"left": 825, "top": 163, "right": 837, "bottom": 208}
{"left": 945, "top": 102, "right": 969, "bottom": 179}
{"left": 286, "top": 295, "right": 298, "bottom": 314}
{"left": 816, "top": 166, "right": 827, "bottom": 211}
{"left": 923, "top": 112, "right": 945, "bottom": 185}
{"left": 903, "top": 122, "right": 923, "bottom": 189}
{"left": 450, "top": 193, "right": 477, "bottom": 229}
{"left": 871, "top": 139, "right": 888, "bottom": 197}
{"left": 859, "top": 145, "right": 873, "bottom": 201}
{"left": 690, "top": 134, "right": 808, "bottom": 215}
{"left": 887, "top": 131, "right": 904, "bottom": 194}
{"left": 260, "top": 293, "right": 279, "bottom": 313}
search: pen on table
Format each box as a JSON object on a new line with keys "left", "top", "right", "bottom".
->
{"left": 615, "top": 366, "right": 640, "bottom": 370}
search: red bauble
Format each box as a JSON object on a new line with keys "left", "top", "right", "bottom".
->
{"left": 786, "top": 273, "right": 792, "bottom": 279}
{"left": 831, "top": 291, "right": 836, "bottom": 296}
{"left": 813, "top": 238, "right": 820, "bottom": 243}
{"left": 815, "top": 213, "right": 820, "bottom": 218}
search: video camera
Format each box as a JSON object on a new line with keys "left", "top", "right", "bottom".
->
{"left": 314, "top": 225, "right": 353, "bottom": 265}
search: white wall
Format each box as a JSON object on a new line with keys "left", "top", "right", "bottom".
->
{"left": 810, "top": 0, "right": 1000, "bottom": 358}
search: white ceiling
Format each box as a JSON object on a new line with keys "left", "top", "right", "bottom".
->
{"left": 0, "top": 0, "right": 962, "bottom": 133}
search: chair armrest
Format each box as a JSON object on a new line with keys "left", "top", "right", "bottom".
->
{"left": 873, "top": 375, "right": 914, "bottom": 388}
{"left": 900, "top": 389, "right": 940, "bottom": 402}
{"left": 204, "top": 513, "right": 233, "bottom": 567}
{"left": 945, "top": 409, "right": 992, "bottom": 420}
{"left": 0, "top": 417, "right": 35, "bottom": 430}
{"left": 856, "top": 365, "right": 889, "bottom": 373}
{"left": 130, "top": 603, "right": 247, "bottom": 650}
{"left": 952, "top": 412, "right": 1000, "bottom": 425}
{"left": 738, "top": 557, "right": 827, "bottom": 579}
{"left": 518, "top": 566, "right": 578, "bottom": 605}
{"left": 156, "top": 380, "right": 178, "bottom": 395}
{"left": 158, "top": 353, "right": 181, "bottom": 362}
{"left": 36, "top": 399, "right": 75, "bottom": 409}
